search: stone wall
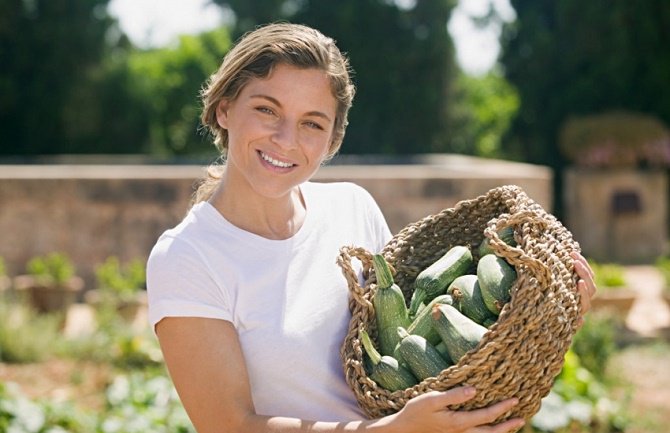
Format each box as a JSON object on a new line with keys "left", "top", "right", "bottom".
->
{"left": 563, "top": 168, "right": 668, "bottom": 263}
{"left": 0, "top": 155, "right": 552, "bottom": 289}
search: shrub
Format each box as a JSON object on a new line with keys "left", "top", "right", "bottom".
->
{"left": 587, "top": 260, "right": 627, "bottom": 289}
{"left": 25, "top": 252, "right": 76, "bottom": 285}
{"left": 95, "top": 256, "right": 145, "bottom": 301}
{"left": 0, "top": 299, "right": 64, "bottom": 363}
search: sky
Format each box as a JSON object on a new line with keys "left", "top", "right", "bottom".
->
{"left": 108, "top": 0, "right": 515, "bottom": 76}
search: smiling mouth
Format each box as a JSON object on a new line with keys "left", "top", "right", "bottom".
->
{"left": 259, "top": 151, "right": 295, "bottom": 168}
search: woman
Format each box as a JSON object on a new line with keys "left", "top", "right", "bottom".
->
{"left": 147, "top": 22, "right": 596, "bottom": 433}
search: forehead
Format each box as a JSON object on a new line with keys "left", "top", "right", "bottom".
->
{"left": 240, "top": 64, "right": 337, "bottom": 116}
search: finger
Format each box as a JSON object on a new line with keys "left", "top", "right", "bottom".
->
{"left": 419, "top": 387, "right": 476, "bottom": 410}
{"left": 571, "top": 252, "right": 594, "bottom": 280}
{"left": 460, "top": 398, "right": 520, "bottom": 426}
{"left": 578, "top": 280, "right": 592, "bottom": 312}
{"left": 482, "top": 417, "right": 526, "bottom": 433}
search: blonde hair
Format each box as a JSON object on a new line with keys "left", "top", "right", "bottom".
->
{"left": 193, "top": 23, "right": 356, "bottom": 204}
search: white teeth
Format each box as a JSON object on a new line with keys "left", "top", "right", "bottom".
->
{"left": 260, "top": 152, "right": 293, "bottom": 168}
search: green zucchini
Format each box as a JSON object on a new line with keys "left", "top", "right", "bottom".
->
{"left": 431, "top": 304, "right": 488, "bottom": 363}
{"left": 446, "top": 274, "right": 497, "bottom": 326}
{"left": 396, "top": 327, "right": 450, "bottom": 381}
{"left": 360, "top": 329, "right": 418, "bottom": 391}
{"left": 406, "top": 294, "right": 454, "bottom": 345}
{"left": 478, "top": 226, "right": 517, "bottom": 257}
{"left": 434, "top": 341, "right": 454, "bottom": 364}
{"left": 409, "top": 245, "right": 473, "bottom": 317}
{"left": 477, "top": 253, "right": 517, "bottom": 316}
{"left": 372, "top": 254, "right": 411, "bottom": 355}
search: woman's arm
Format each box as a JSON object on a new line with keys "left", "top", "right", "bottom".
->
{"left": 156, "top": 316, "right": 524, "bottom": 433}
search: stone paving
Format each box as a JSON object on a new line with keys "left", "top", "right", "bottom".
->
{"left": 622, "top": 265, "right": 670, "bottom": 338}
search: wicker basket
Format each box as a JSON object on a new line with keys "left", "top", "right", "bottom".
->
{"left": 337, "top": 184, "right": 582, "bottom": 423}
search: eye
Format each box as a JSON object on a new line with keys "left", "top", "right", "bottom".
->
{"left": 255, "top": 106, "right": 275, "bottom": 116}
{"left": 304, "top": 120, "right": 325, "bottom": 131}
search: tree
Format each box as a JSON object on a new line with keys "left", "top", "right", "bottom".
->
{"left": 448, "top": 70, "right": 519, "bottom": 158}
{"left": 0, "top": 0, "right": 117, "bottom": 155}
{"left": 126, "top": 28, "right": 232, "bottom": 156}
{"left": 212, "top": 0, "right": 460, "bottom": 155}
{"left": 500, "top": 0, "right": 670, "bottom": 210}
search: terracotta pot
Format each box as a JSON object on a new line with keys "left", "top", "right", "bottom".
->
{"left": 590, "top": 287, "right": 637, "bottom": 317}
{"left": 13, "top": 274, "right": 84, "bottom": 313}
{"left": 84, "top": 288, "right": 148, "bottom": 323}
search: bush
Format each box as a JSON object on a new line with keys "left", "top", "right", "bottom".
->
{"left": 587, "top": 260, "right": 627, "bottom": 288}
{"left": 26, "top": 252, "right": 76, "bottom": 285}
{"left": 0, "top": 299, "right": 64, "bottom": 363}
{"left": 94, "top": 256, "right": 146, "bottom": 305}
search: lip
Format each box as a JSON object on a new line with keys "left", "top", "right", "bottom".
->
{"left": 257, "top": 150, "right": 297, "bottom": 171}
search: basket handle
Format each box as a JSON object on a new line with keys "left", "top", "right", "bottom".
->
{"left": 486, "top": 209, "right": 553, "bottom": 284}
{"left": 337, "top": 246, "right": 375, "bottom": 308}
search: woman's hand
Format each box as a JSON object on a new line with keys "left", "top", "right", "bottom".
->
{"left": 383, "top": 387, "right": 525, "bottom": 433}
{"left": 571, "top": 251, "right": 597, "bottom": 322}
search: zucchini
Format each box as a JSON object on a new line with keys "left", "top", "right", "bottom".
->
{"left": 477, "top": 253, "right": 517, "bottom": 316}
{"left": 360, "top": 329, "right": 418, "bottom": 391}
{"left": 431, "top": 304, "right": 488, "bottom": 363}
{"left": 396, "top": 327, "right": 450, "bottom": 380}
{"left": 409, "top": 245, "right": 473, "bottom": 316}
{"left": 406, "top": 294, "right": 454, "bottom": 345}
{"left": 446, "top": 274, "right": 497, "bottom": 326}
{"left": 434, "top": 341, "right": 454, "bottom": 364}
{"left": 478, "top": 226, "right": 517, "bottom": 257}
{"left": 372, "top": 254, "right": 411, "bottom": 355}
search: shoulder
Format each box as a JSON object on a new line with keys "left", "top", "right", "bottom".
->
{"left": 147, "top": 202, "right": 216, "bottom": 273}
{"left": 303, "top": 181, "right": 377, "bottom": 205}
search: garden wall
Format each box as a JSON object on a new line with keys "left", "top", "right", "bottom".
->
{"left": 564, "top": 168, "right": 668, "bottom": 264}
{"left": 0, "top": 155, "right": 552, "bottom": 290}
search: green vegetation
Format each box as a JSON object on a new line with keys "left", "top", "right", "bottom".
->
{"left": 587, "top": 260, "right": 627, "bottom": 289}
{"left": 95, "top": 256, "right": 146, "bottom": 303}
{"left": 0, "top": 299, "right": 64, "bottom": 363}
{"left": 654, "top": 256, "right": 670, "bottom": 293}
{"left": 26, "top": 253, "right": 76, "bottom": 286}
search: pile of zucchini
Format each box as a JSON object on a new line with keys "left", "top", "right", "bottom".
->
{"left": 361, "top": 227, "right": 518, "bottom": 392}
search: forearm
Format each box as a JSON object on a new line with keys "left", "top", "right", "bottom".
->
{"left": 254, "top": 413, "right": 398, "bottom": 433}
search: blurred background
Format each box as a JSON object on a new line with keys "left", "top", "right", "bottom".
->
{"left": 1, "top": 1, "right": 670, "bottom": 432}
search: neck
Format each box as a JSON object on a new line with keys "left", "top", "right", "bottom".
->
{"left": 208, "top": 178, "right": 306, "bottom": 240}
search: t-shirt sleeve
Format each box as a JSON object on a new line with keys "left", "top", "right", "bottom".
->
{"left": 357, "top": 185, "right": 393, "bottom": 252}
{"left": 146, "top": 234, "right": 233, "bottom": 331}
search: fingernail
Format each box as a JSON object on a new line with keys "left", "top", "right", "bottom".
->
{"left": 464, "top": 386, "right": 476, "bottom": 396}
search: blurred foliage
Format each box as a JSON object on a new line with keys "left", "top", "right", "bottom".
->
{"left": 586, "top": 260, "right": 627, "bottom": 289}
{"left": 570, "top": 310, "right": 620, "bottom": 380}
{"left": 0, "top": 0, "right": 118, "bottom": 155}
{"left": 94, "top": 256, "right": 146, "bottom": 307}
{"left": 654, "top": 255, "right": 670, "bottom": 293}
{"left": 26, "top": 252, "right": 76, "bottom": 285}
{"left": 0, "top": 298, "right": 65, "bottom": 363}
{"left": 448, "top": 70, "right": 520, "bottom": 158}
{"left": 500, "top": 0, "right": 670, "bottom": 212}
{"left": 126, "top": 28, "right": 232, "bottom": 156}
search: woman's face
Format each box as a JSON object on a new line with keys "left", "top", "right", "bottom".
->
{"left": 216, "top": 64, "right": 337, "bottom": 200}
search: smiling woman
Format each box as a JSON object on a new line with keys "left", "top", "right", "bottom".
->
{"left": 143, "top": 22, "right": 545, "bottom": 433}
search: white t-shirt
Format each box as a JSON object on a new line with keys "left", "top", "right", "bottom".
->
{"left": 146, "top": 181, "right": 392, "bottom": 422}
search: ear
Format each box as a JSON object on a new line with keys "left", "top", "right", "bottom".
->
{"left": 215, "top": 99, "right": 230, "bottom": 129}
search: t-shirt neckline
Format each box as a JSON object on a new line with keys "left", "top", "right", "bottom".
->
{"left": 197, "top": 183, "right": 317, "bottom": 250}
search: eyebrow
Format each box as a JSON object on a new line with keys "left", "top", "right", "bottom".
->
{"left": 250, "top": 94, "right": 333, "bottom": 122}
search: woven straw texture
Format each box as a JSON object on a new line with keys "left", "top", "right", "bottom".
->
{"left": 337, "top": 185, "right": 582, "bottom": 423}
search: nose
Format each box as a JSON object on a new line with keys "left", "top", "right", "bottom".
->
{"left": 271, "top": 119, "right": 298, "bottom": 150}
